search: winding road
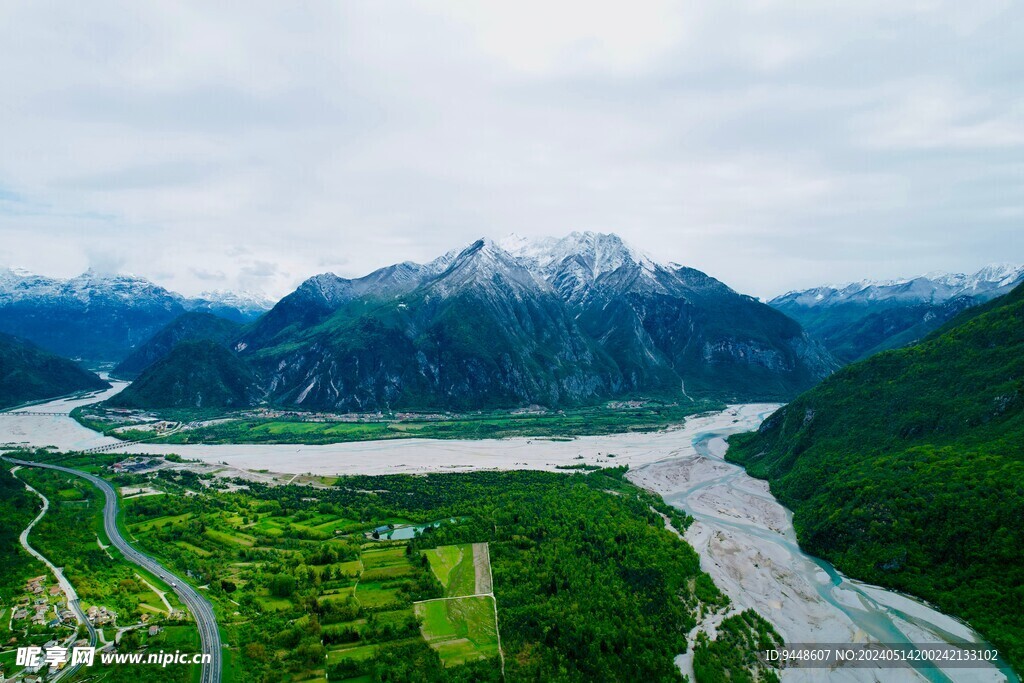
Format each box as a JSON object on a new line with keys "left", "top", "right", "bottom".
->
{"left": 10, "top": 466, "right": 97, "bottom": 681}
{"left": 5, "top": 457, "right": 222, "bottom": 683}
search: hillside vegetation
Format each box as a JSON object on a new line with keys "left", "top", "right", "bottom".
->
{"left": 112, "top": 312, "right": 241, "bottom": 379}
{"left": 108, "top": 340, "right": 261, "bottom": 409}
{"left": 0, "top": 332, "right": 108, "bottom": 409}
{"left": 0, "top": 464, "right": 41, "bottom": 599}
{"left": 728, "top": 284, "right": 1024, "bottom": 672}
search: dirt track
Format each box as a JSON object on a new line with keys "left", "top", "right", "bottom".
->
{"left": 473, "top": 542, "right": 492, "bottom": 595}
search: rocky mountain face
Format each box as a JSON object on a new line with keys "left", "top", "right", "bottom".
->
{"left": 111, "top": 312, "right": 242, "bottom": 380}
{"left": 770, "top": 264, "right": 1024, "bottom": 362}
{"left": 232, "top": 233, "right": 836, "bottom": 411}
{"left": 504, "top": 232, "right": 837, "bottom": 400}
{"left": 235, "top": 253, "right": 456, "bottom": 353}
{"left": 0, "top": 332, "right": 109, "bottom": 409}
{"left": 0, "top": 269, "right": 272, "bottom": 362}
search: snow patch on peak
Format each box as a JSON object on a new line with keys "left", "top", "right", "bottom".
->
{"left": 968, "top": 263, "right": 1024, "bottom": 288}
{"left": 6, "top": 266, "right": 36, "bottom": 278}
{"left": 500, "top": 231, "right": 661, "bottom": 277}
{"left": 427, "top": 236, "right": 550, "bottom": 299}
{"left": 496, "top": 233, "right": 533, "bottom": 253}
{"left": 195, "top": 289, "right": 274, "bottom": 310}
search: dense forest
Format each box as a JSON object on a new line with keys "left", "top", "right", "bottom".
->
{"left": 728, "top": 283, "right": 1024, "bottom": 673}
{"left": 15, "top": 448, "right": 782, "bottom": 683}
{"left": 0, "top": 332, "right": 108, "bottom": 409}
{"left": 108, "top": 339, "right": 261, "bottom": 409}
{"left": 0, "top": 464, "right": 41, "bottom": 598}
{"left": 130, "top": 467, "right": 760, "bottom": 681}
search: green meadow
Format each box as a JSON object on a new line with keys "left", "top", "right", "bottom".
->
{"left": 415, "top": 596, "right": 499, "bottom": 666}
{"left": 423, "top": 544, "right": 476, "bottom": 597}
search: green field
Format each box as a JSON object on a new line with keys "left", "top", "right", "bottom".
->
{"left": 415, "top": 596, "right": 499, "bottom": 666}
{"left": 353, "top": 581, "right": 404, "bottom": 610}
{"left": 361, "top": 545, "right": 408, "bottom": 569}
{"left": 78, "top": 401, "right": 722, "bottom": 445}
{"left": 129, "top": 512, "right": 193, "bottom": 532}
{"left": 423, "top": 544, "right": 476, "bottom": 597}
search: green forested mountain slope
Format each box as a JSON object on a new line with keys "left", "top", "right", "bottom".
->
{"left": 0, "top": 332, "right": 108, "bottom": 409}
{"left": 728, "top": 283, "right": 1024, "bottom": 672}
{"left": 109, "top": 340, "right": 261, "bottom": 409}
{"left": 111, "top": 312, "right": 241, "bottom": 380}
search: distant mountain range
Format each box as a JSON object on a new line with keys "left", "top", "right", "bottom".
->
{"left": 7, "top": 247, "right": 1018, "bottom": 411}
{"left": 0, "top": 268, "right": 273, "bottom": 362}
{"left": 769, "top": 264, "right": 1024, "bottom": 362}
{"left": 0, "top": 332, "right": 109, "bottom": 409}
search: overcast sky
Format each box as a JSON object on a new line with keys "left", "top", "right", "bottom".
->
{"left": 1, "top": 1, "right": 1021, "bottom": 300}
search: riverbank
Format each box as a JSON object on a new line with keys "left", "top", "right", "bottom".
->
{"left": 628, "top": 407, "right": 1014, "bottom": 683}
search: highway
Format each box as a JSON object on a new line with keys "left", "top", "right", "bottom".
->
{"left": 5, "top": 457, "right": 222, "bottom": 683}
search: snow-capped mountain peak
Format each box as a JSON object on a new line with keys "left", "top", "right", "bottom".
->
{"left": 194, "top": 289, "right": 274, "bottom": 310}
{"left": 500, "top": 231, "right": 660, "bottom": 277}
{"left": 773, "top": 263, "right": 1024, "bottom": 308}
{"left": 426, "top": 238, "right": 550, "bottom": 299}
{"left": 0, "top": 266, "right": 276, "bottom": 321}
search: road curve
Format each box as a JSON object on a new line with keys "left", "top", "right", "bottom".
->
{"left": 5, "top": 457, "right": 222, "bottom": 683}
{"left": 10, "top": 466, "right": 97, "bottom": 681}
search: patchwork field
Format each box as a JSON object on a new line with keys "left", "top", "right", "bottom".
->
{"left": 416, "top": 543, "right": 500, "bottom": 666}
{"left": 86, "top": 401, "right": 720, "bottom": 445}
{"left": 414, "top": 596, "right": 499, "bottom": 666}
{"left": 423, "top": 542, "right": 490, "bottom": 597}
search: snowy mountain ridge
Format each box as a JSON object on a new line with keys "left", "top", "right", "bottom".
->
{"left": 0, "top": 266, "right": 275, "bottom": 314}
{"left": 774, "top": 263, "right": 1024, "bottom": 309}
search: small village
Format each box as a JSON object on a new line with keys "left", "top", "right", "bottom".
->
{"left": 9, "top": 577, "right": 76, "bottom": 631}
{"left": 4, "top": 573, "right": 186, "bottom": 681}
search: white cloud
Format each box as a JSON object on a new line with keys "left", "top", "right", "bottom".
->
{"left": 0, "top": 0, "right": 1021, "bottom": 300}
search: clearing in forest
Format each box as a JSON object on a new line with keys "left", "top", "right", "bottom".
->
{"left": 417, "top": 543, "right": 501, "bottom": 667}
{"left": 414, "top": 596, "right": 499, "bottom": 666}
{"left": 423, "top": 542, "right": 492, "bottom": 597}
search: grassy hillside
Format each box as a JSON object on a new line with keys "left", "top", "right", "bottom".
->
{"left": 728, "top": 284, "right": 1024, "bottom": 672}
{"left": 0, "top": 332, "right": 108, "bottom": 409}
{"left": 108, "top": 340, "right": 260, "bottom": 409}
